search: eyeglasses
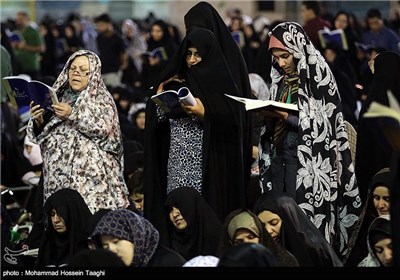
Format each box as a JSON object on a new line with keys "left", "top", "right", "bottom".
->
{"left": 68, "top": 68, "right": 90, "bottom": 76}
{"left": 186, "top": 50, "right": 202, "bottom": 60}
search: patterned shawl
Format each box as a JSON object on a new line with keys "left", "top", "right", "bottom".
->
{"left": 91, "top": 209, "right": 160, "bottom": 267}
{"left": 259, "top": 22, "right": 361, "bottom": 257}
{"left": 30, "top": 49, "right": 123, "bottom": 159}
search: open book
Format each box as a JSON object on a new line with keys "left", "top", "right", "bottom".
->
{"left": 225, "top": 94, "right": 298, "bottom": 113}
{"left": 363, "top": 90, "right": 400, "bottom": 150}
{"left": 2, "top": 75, "right": 59, "bottom": 111}
{"left": 142, "top": 47, "right": 168, "bottom": 61}
{"left": 318, "top": 28, "right": 348, "bottom": 50}
{"left": 232, "top": 30, "right": 245, "bottom": 48}
{"left": 6, "top": 30, "right": 23, "bottom": 43}
{"left": 151, "top": 87, "right": 197, "bottom": 113}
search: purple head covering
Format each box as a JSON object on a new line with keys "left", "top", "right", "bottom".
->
{"left": 92, "top": 209, "right": 159, "bottom": 267}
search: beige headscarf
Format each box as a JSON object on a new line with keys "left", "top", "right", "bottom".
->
{"left": 228, "top": 211, "right": 260, "bottom": 240}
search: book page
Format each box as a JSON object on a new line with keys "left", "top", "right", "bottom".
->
{"left": 177, "top": 87, "right": 197, "bottom": 106}
{"left": 2, "top": 76, "right": 57, "bottom": 110}
{"left": 151, "top": 90, "right": 180, "bottom": 113}
{"left": 31, "top": 80, "right": 59, "bottom": 104}
{"left": 363, "top": 101, "right": 400, "bottom": 123}
{"left": 225, "top": 94, "right": 298, "bottom": 112}
{"left": 363, "top": 91, "right": 400, "bottom": 150}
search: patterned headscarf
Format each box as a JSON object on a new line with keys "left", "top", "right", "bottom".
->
{"left": 23, "top": 135, "right": 43, "bottom": 166}
{"left": 259, "top": 22, "right": 361, "bottom": 257}
{"left": 34, "top": 49, "right": 123, "bottom": 160}
{"left": 91, "top": 209, "right": 159, "bottom": 267}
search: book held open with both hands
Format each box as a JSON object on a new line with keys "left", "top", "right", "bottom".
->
{"left": 151, "top": 87, "right": 197, "bottom": 113}
{"left": 142, "top": 47, "right": 168, "bottom": 61}
{"left": 6, "top": 30, "right": 23, "bottom": 43}
{"left": 318, "top": 28, "right": 348, "bottom": 50}
{"left": 363, "top": 90, "right": 400, "bottom": 150}
{"left": 2, "top": 75, "right": 59, "bottom": 111}
{"left": 225, "top": 94, "right": 298, "bottom": 113}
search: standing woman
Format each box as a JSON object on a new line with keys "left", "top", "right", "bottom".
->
{"left": 258, "top": 22, "right": 361, "bottom": 257}
{"left": 355, "top": 51, "right": 400, "bottom": 202}
{"left": 144, "top": 28, "right": 247, "bottom": 243}
{"left": 183, "top": 1, "right": 253, "bottom": 182}
{"left": 27, "top": 49, "right": 129, "bottom": 214}
{"left": 141, "top": 20, "right": 178, "bottom": 93}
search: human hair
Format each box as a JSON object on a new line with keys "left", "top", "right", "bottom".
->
{"left": 94, "top": 13, "right": 112, "bottom": 24}
{"left": 127, "top": 169, "right": 144, "bottom": 195}
{"left": 367, "top": 9, "right": 382, "bottom": 20}
{"left": 302, "top": 1, "right": 320, "bottom": 16}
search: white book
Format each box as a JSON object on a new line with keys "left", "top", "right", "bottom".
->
{"left": 363, "top": 90, "right": 400, "bottom": 150}
{"left": 225, "top": 94, "right": 298, "bottom": 113}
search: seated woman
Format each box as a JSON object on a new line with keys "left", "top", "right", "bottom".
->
{"left": 345, "top": 168, "right": 391, "bottom": 266}
{"left": 91, "top": 209, "right": 186, "bottom": 267}
{"left": 218, "top": 209, "right": 298, "bottom": 267}
{"left": 253, "top": 193, "right": 343, "bottom": 266}
{"left": 358, "top": 215, "right": 392, "bottom": 267}
{"left": 36, "top": 188, "right": 92, "bottom": 267}
{"left": 164, "top": 187, "right": 222, "bottom": 260}
{"left": 218, "top": 243, "right": 278, "bottom": 267}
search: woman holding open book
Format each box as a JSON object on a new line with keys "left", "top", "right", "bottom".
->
{"left": 27, "top": 49, "right": 129, "bottom": 214}
{"left": 144, "top": 27, "right": 248, "bottom": 245}
{"left": 259, "top": 22, "right": 361, "bottom": 259}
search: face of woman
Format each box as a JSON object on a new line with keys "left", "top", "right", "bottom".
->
{"left": 68, "top": 55, "right": 90, "bottom": 92}
{"left": 100, "top": 234, "right": 135, "bottom": 266}
{"left": 186, "top": 47, "right": 202, "bottom": 67}
{"left": 374, "top": 238, "right": 393, "bottom": 267}
{"left": 335, "top": 14, "right": 348, "bottom": 30}
{"left": 150, "top": 24, "right": 163, "bottom": 41}
{"left": 233, "top": 228, "right": 260, "bottom": 245}
{"left": 257, "top": 210, "right": 282, "bottom": 242}
{"left": 50, "top": 209, "right": 67, "bottom": 234}
{"left": 373, "top": 186, "right": 390, "bottom": 216}
{"left": 271, "top": 48, "right": 296, "bottom": 75}
{"left": 169, "top": 206, "right": 188, "bottom": 230}
{"left": 135, "top": 112, "right": 146, "bottom": 130}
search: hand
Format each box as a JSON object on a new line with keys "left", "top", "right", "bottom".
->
{"left": 149, "top": 57, "right": 160, "bottom": 66}
{"left": 258, "top": 109, "right": 288, "bottom": 121}
{"left": 30, "top": 101, "right": 44, "bottom": 127}
{"left": 274, "top": 110, "right": 289, "bottom": 121}
{"left": 52, "top": 102, "right": 72, "bottom": 120}
{"left": 14, "top": 41, "right": 26, "bottom": 50}
{"left": 166, "top": 74, "right": 185, "bottom": 84}
{"left": 182, "top": 98, "right": 204, "bottom": 120}
{"left": 156, "top": 75, "right": 185, "bottom": 94}
{"left": 258, "top": 110, "right": 282, "bottom": 120}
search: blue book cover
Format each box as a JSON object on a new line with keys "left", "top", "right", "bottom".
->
{"left": 6, "top": 30, "right": 22, "bottom": 43}
{"left": 2, "top": 76, "right": 58, "bottom": 111}
{"left": 142, "top": 47, "right": 168, "bottom": 61}
{"left": 232, "top": 31, "right": 245, "bottom": 48}
{"left": 151, "top": 87, "right": 196, "bottom": 113}
{"left": 318, "top": 28, "right": 348, "bottom": 50}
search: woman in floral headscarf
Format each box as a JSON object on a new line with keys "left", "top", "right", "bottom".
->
{"left": 91, "top": 209, "right": 186, "bottom": 267}
{"left": 27, "top": 50, "right": 129, "bottom": 214}
{"left": 258, "top": 22, "right": 361, "bottom": 258}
